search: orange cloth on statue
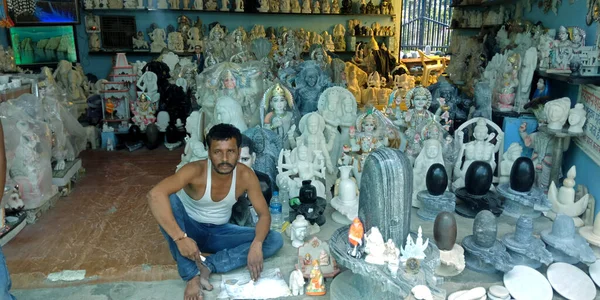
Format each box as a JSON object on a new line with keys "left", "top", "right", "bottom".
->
{"left": 348, "top": 220, "right": 364, "bottom": 247}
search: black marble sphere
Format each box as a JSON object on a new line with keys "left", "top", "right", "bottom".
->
{"left": 465, "top": 161, "right": 493, "bottom": 196}
{"left": 434, "top": 212, "right": 457, "bottom": 251}
{"left": 510, "top": 157, "right": 535, "bottom": 192}
{"left": 426, "top": 163, "right": 448, "bottom": 196}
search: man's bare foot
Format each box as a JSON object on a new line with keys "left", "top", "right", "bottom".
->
{"left": 185, "top": 276, "right": 203, "bottom": 300}
{"left": 197, "top": 262, "right": 213, "bottom": 291}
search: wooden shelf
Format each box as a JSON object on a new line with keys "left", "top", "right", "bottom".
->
{"left": 83, "top": 8, "right": 395, "bottom": 17}
{"left": 89, "top": 50, "right": 196, "bottom": 55}
{"left": 450, "top": 0, "right": 515, "bottom": 8}
{"left": 536, "top": 70, "right": 600, "bottom": 85}
{"left": 448, "top": 24, "right": 501, "bottom": 30}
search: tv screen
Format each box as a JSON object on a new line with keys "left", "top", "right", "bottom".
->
{"left": 9, "top": 25, "right": 78, "bottom": 66}
{"left": 6, "top": 0, "right": 80, "bottom": 25}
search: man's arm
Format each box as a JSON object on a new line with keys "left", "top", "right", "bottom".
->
{"left": 147, "top": 163, "right": 198, "bottom": 241}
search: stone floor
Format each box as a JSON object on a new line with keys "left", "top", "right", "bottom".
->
{"left": 5, "top": 148, "right": 587, "bottom": 299}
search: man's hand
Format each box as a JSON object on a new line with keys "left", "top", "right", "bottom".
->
{"left": 247, "top": 241, "right": 264, "bottom": 281}
{"left": 176, "top": 238, "right": 203, "bottom": 262}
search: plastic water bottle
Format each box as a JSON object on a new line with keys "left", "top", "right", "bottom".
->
{"left": 270, "top": 191, "right": 283, "bottom": 230}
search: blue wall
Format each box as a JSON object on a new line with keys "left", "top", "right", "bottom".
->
{"left": 0, "top": 4, "right": 396, "bottom": 79}
{"left": 523, "top": 1, "right": 600, "bottom": 216}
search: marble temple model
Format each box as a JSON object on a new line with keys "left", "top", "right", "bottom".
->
{"left": 497, "top": 157, "right": 551, "bottom": 219}
{"left": 434, "top": 212, "right": 465, "bottom": 277}
{"left": 547, "top": 166, "right": 590, "bottom": 227}
{"left": 541, "top": 214, "right": 596, "bottom": 265}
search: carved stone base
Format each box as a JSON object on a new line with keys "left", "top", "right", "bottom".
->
{"left": 507, "top": 249, "right": 542, "bottom": 269}
{"left": 332, "top": 211, "right": 352, "bottom": 225}
{"left": 546, "top": 245, "right": 579, "bottom": 264}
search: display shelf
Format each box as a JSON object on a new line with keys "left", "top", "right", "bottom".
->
{"left": 450, "top": 0, "right": 515, "bottom": 8}
{"left": 535, "top": 70, "right": 600, "bottom": 85}
{"left": 83, "top": 8, "right": 395, "bottom": 17}
{"left": 354, "top": 35, "right": 394, "bottom": 38}
{"left": 91, "top": 50, "right": 356, "bottom": 55}
{"left": 448, "top": 24, "right": 501, "bottom": 30}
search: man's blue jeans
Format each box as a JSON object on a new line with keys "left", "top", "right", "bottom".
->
{"left": 0, "top": 246, "right": 15, "bottom": 300}
{"left": 160, "top": 193, "right": 284, "bottom": 281}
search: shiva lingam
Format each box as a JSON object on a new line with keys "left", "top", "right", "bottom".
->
{"left": 412, "top": 139, "right": 446, "bottom": 208}
{"left": 501, "top": 216, "right": 553, "bottom": 269}
{"left": 547, "top": 166, "right": 590, "bottom": 227}
{"left": 497, "top": 157, "right": 551, "bottom": 219}
{"left": 579, "top": 212, "right": 600, "bottom": 256}
{"left": 434, "top": 212, "right": 465, "bottom": 277}
{"left": 455, "top": 161, "right": 502, "bottom": 218}
{"left": 417, "top": 164, "right": 456, "bottom": 221}
{"left": 331, "top": 166, "right": 359, "bottom": 225}
{"left": 289, "top": 180, "right": 327, "bottom": 228}
{"left": 541, "top": 214, "right": 596, "bottom": 265}
{"left": 461, "top": 210, "right": 514, "bottom": 274}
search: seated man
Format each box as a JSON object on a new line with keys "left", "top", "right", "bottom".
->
{"left": 230, "top": 135, "right": 272, "bottom": 227}
{"left": 148, "top": 123, "right": 283, "bottom": 300}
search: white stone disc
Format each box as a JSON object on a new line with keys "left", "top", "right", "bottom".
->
{"left": 504, "top": 265, "right": 553, "bottom": 300}
{"left": 547, "top": 262, "right": 596, "bottom": 300}
{"left": 589, "top": 260, "right": 600, "bottom": 288}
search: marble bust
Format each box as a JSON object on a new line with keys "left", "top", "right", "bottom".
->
{"left": 568, "top": 103, "right": 587, "bottom": 133}
{"left": 291, "top": 215, "right": 310, "bottom": 247}
{"left": 544, "top": 97, "right": 571, "bottom": 130}
{"left": 212, "top": 96, "right": 248, "bottom": 132}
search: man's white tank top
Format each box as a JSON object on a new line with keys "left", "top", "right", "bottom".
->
{"left": 177, "top": 160, "right": 237, "bottom": 225}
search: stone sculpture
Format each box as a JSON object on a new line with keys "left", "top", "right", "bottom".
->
{"left": 364, "top": 227, "right": 387, "bottom": 265}
{"left": 243, "top": 127, "right": 282, "bottom": 191}
{"left": 148, "top": 27, "right": 167, "bottom": 53}
{"left": 471, "top": 81, "right": 492, "bottom": 120}
{"left": 462, "top": 210, "right": 514, "bottom": 273}
{"left": 417, "top": 164, "right": 456, "bottom": 221}
{"left": 318, "top": 86, "right": 357, "bottom": 148}
{"left": 579, "top": 212, "right": 600, "bottom": 252}
{"left": 395, "top": 86, "right": 436, "bottom": 157}
{"left": 211, "top": 96, "right": 248, "bottom": 132}
{"left": 497, "top": 157, "right": 551, "bottom": 218}
{"left": 501, "top": 216, "right": 552, "bottom": 269}
{"left": 519, "top": 122, "right": 567, "bottom": 191}
{"left": 261, "top": 83, "right": 298, "bottom": 149}
{"left": 176, "top": 111, "right": 208, "bottom": 171}
{"left": 288, "top": 112, "right": 335, "bottom": 173}
{"left": 568, "top": 103, "right": 587, "bottom": 133}
{"left": 306, "top": 260, "right": 326, "bottom": 295}
{"left": 547, "top": 166, "right": 589, "bottom": 227}
{"left": 434, "top": 212, "right": 465, "bottom": 277}
{"left": 544, "top": 97, "right": 571, "bottom": 130}
{"left": 289, "top": 267, "right": 305, "bottom": 295}
{"left": 455, "top": 161, "right": 502, "bottom": 218}
{"left": 294, "top": 61, "right": 332, "bottom": 115}
{"left": 498, "top": 143, "right": 523, "bottom": 185}
{"left": 541, "top": 214, "right": 596, "bottom": 264}
{"left": 515, "top": 47, "right": 537, "bottom": 112}
{"left": 291, "top": 215, "right": 310, "bottom": 247}
{"left": 412, "top": 139, "right": 445, "bottom": 208}
{"left": 400, "top": 227, "right": 429, "bottom": 262}
{"left": 331, "top": 166, "right": 359, "bottom": 224}
{"left": 130, "top": 93, "right": 157, "bottom": 131}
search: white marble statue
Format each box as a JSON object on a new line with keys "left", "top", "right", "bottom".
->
{"left": 322, "top": 0, "right": 330, "bottom": 13}
{"left": 280, "top": 0, "right": 291, "bottom": 12}
{"left": 156, "top": 111, "right": 170, "bottom": 132}
{"left": 291, "top": 0, "right": 301, "bottom": 12}
{"left": 400, "top": 226, "right": 429, "bottom": 262}
{"left": 411, "top": 286, "right": 434, "bottom": 300}
{"left": 301, "top": 0, "right": 311, "bottom": 13}
{"left": 131, "top": 93, "right": 157, "bottom": 131}
{"left": 176, "top": 111, "right": 208, "bottom": 171}
{"left": 318, "top": 86, "right": 356, "bottom": 148}
{"left": 262, "top": 83, "right": 296, "bottom": 148}
{"left": 515, "top": 47, "right": 537, "bottom": 112}
{"left": 364, "top": 227, "right": 386, "bottom": 265}
{"left": 137, "top": 71, "right": 160, "bottom": 103}
{"left": 395, "top": 86, "right": 436, "bottom": 157}
{"left": 220, "top": 0, "right": 229, "bottom": 10}
{"left": 499, "top": 143, "right": 523, "bottom": 185}
{"left": 568, "top": 103, "right": 587, "bottom": 133}
{"left": 383, "top": 239, "right": 400, "bottom": 263}
{"left": 193, "top": 0, "right": 203, "bottom": 9}
{"left": 168, "top": 32, "right": 185, "bottom": 52}
{"left": 547, "top": 166, "right": 589, "bottom": 227}
{"left": 288, "top": 112, "right": 336, "bottom": 173}
{"left": 149, "top": 28, "right": 167, "bottom": 53}
{"left": 205, "top": 0, "right": 217, "bottom": 10}
{"left": 12, "top": 121, "right": 42, "bottom": 196}
{"left": 330, "top": 166, "right": 359, "bottom": 224}
{"left": 290, "top": 215, "right": 310, "bottom": 248}
{"left": 453, "top": 118, "right": 503, "bottom": 190}
{"left": 211, "top": 96, "right": 248, "bottom": 132}
{"left": 289, "top": 267, "right": 305, "bottom": 295}
{"left": 350, "top": 111, "right": 389, "bottom": 154}
{"left": 412, "top": 138, "right": 445, "bottom": 207}
{"left": 544, "top": 97, "right": 571, "bottom": 130}
{"left": 234, "top": 0, "right": 244, "bottom": 11}
{"left": 551, "top": 26, "right": 574, "bottom": 71}
{"left": 276, "top": 145, "right": 327, "bottom": 198}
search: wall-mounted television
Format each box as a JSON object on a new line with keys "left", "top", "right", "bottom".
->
{"left": 9, "top": 25, "right": 79, "bottom": 66}
{"left": 6, "top": 0, "right": 80, "bottom": 25}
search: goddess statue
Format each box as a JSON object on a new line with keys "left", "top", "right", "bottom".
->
{"left": 288, "top": 112, "right": 336, "bottom": 173}
{"left": 226, "top": 27, "right": 252, "bottom": 63}
{"left": 350, "top": 109, "right": 389, "bottom": 154}
{"left": 203, "top": 24, "right": 227, "bottom": 62}
{"left": 261, "top": 83, "right": 298, "bottom": 149}
{"left": 130, "top": 93, "right": 157, "bottom": 131}
{"left": 395, "top": 86, "right": 436, "bottom": 156}
{"left": 276, "top": 145, "right": 327, "bottom": 198}
{"left": 453, "top": 118, "right": 503, "bottom": 190}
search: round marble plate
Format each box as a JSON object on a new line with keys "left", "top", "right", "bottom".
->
{"left": 503, "top": 265, "right": 552, "bottom": 300}
{"left": 547, "top": 262, "right": 596, "bottom": 300}
{"left": 589, "top": 260, "right": 600, "bottom": 288}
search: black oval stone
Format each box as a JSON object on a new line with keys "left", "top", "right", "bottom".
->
{"left": 510, "top": 157, "right": 535, "bottom": 192}
{"left": 145, "top": 123, "right": 160, "bottom": 150}
{"left": 434, "top": 212, "right": 457, "bottom": 251}
{"left": 128, "top": 125, "right": 142, "bottom": 143}
{"left": 426, "top": 163, "right": 448, "bottom": 196}
{"left": 166, "top": 124, "right": 179, "bottom": 144}
{"left": 465, "top": 161, "right": 493, "bottom": 196}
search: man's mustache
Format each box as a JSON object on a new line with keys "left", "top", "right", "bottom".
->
{"left": 219, "top": 162, "right": 234, "bottom": 168}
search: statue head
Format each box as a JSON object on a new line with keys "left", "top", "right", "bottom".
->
{"left": 473, "top": 119, "right": 489, "bottom": 141}
{"left": 306, "top": 113, "right": 322, "bottom": 134}
{"left": 558, "top": 26, "right": 568, "bottom": 41}
{"left": 291, "top": 215, "right": 309, "bottom": 241}
{"left": 424, "top": 139, "right": 441, "bottom": 160}
{"left": 362, "top": 113, "right": 376, "bottom": 133}
{"left": 327, "top": 95, "right": 339, "bottom": 111}
{"left": 305, "top": 68, "right": 319, "bottom": 87}
{"left": 269, "top": 84, "right": 291, "bottom": 114}
{"left": 205, "top": 123, "right": 242, "bottom": 175}
{"left": 343, "top": 94, "right": 356, "bottom": 114}
{"left": 239, "top": 134, "right": 257, "bottom": 168}
{"left": 568, "top": 103, "right": 586, "bottom": 126}
{"left": 406, "top": 86, "right": 432, "bottom": 111}
{"left": 297, "top": 144, "right": 310, "bottom": 161}
{"left": 503, "top": 142, "right": 523, "bottom": 161}
{"left": 221, "top": 70, "right": 237, "bottom": 90}
{"left": 214, "top": 97, "right": 245, "bottom": 132}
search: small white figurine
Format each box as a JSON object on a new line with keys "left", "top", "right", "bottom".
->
{"left": 544, "top": 97, "right": 571, "bottom": 130}
{"left": 290, "top": 215, "right": 309, "bottom": 248}
{"left": 499, "top": 143, "right": 523, "bottom": 184}
{"left": 313, "top": 0, "right": 321, "bottom": 13}
{"left": 205, "top": 0, "right": 217, "bottom": 10}
{"left": 411, "top": 285, "right": 434, "bottom": 300}
{"left": 220, "top": 0, "right": 229, "bottom": 10}
{"left": 106, "top": 138, "right": 114, "bottom": 151}
{"left": 301, "top": 0, "right": 311, "bottom": 13}
{"left": 568, "top": 103, "right": 587, "bottom": 133}
{"left": 102, "top": 122, "right": 114, "bottom": 132}
{"left": 157, "top": 0, "right": 168, "bottom": 8}
{"left": 364, "top": 227, "right": 386, "bottom": 265}
{"left": 412, "top": 138, "right": 445, "bottom": 207}
{"left": 383, "top": 239, "right": 400, "bottom": 262}
{"left": 234, "top": 0, "right": 244, "bottom": 11}
{"left": 257, "top": 0, "right": 269, "bottom": 11}
{"left": 289, "top": 267, "right": 305, "bottom": 295}
{"left": 177, "top": 111, "right": 208, "bottom": 171}
{"left": 400, "top": 226, "right": 428, "bottom": 262}
{"left": 193, "top": 0, "right": 203, "bottom": 9}
{"left": 547, "top": 166, "right": 589, "bottom": 227}
{"left": 322, "top": 0, "right": 330, "bottom": 13}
